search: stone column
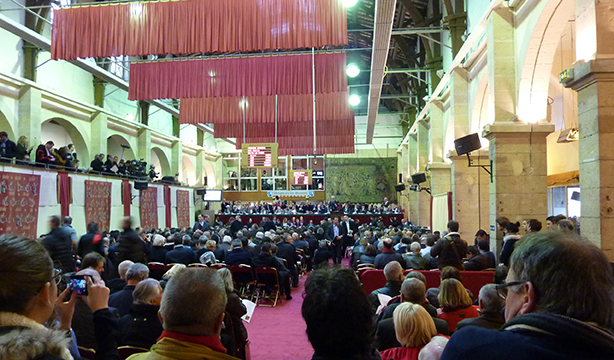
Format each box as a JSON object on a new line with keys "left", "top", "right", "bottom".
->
{"left": 417, "top": 121, "right": 431, "bottom": 227}
{"left": 483, "top": 123, "right": 553, "bottom": 255}
{"left": 137, "top": 128, "right": 151, "bottom": 164}
{"left": 408, "top": 135, "right": 419, "bottom": 224}
{"left": 18, "top": 86, "right": 42, "bottom": 148}
{"left": 171, "top": 140, "right": 183, "bottom": 177}
{"left": 428, "top": 99, "right": 451, "bottom": 199}
{"left": 562, "top": 59, "right": 614, "bottom": 259}
{"left": 195, "top": 149, "right": 207, "bottom": 187}
{"left": 90, "top": 112, "right": 108, "bottom": 157}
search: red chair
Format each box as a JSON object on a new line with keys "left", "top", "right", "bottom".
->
{"left": 78, "top": 347, "right": 96, "bottom": 359}
{"left": 229, "top": 264, "right": 256, "bottom": 298}
{"left": 210, "top": 263, "right": 228, "bottom": 270}
{"left": 118, "top": 345, "right": 149, "bottom": 359}
{"left": 253, "top": 267, "right": 280, "bottom": 307}
{"left": 147, "top": 262, "right": 166, "bottom": 280}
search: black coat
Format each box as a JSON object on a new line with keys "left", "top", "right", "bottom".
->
{"left": 192, "top": 221, "right": 211, "bottom": 232}
{"left": 225, "top": 248, "right": 252, "bottom": 266}
{"left": 148, "top": 246, "right": 168, "bottom": 264}
{"left": 119, "top": 304, "right": 163, "bottom": 349}
{"left": 42, "top": 226, "right": 75, "bottom": 274}
{"left": 0, "top": 139, "right": 16, "bottom": 159}
{"left": 90, "top": 158, "right": 105, "bottom": 172}
{"left": 456, "top": 311, "right": 505, "bottom": 331}
{"left": 108, "top": 285, "right": 136, "bottom": 317}
{"left": 116, "top": 229, "right": 148, "bottom": 264}
{"left": 165, "top": 245, "right": 196, "bottom": 265}
{"left": 430, "top": 233, "right": 468, "bottom": 270}
{"left": 374, "top": 251, "right": 406, "bottom": 270}
{"left": 276, "top": 241, "right": 299, "bottom": 267}
{"left": 464, "top": 253, "right": 489, "bottom": 271}
{"left": 215, "top": 242, "right": 231, "bottom": 262}
{"left": 252, "top": 252, "right": 285, "bottom": 271}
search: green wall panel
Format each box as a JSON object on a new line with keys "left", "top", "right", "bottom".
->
{"left": 325, "top": 157, "right": 397, "bottom": 203}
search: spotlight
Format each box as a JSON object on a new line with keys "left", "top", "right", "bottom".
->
{"left": 349, "top": 94, "right": 361, "bottom": 106}
{"left": 343, "top": 0, "right": 359, "bottom": 7}
{"left": 346, "top": 64, "right": 360, "bottom": 78}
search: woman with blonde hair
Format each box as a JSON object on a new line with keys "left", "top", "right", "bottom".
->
{"left": 15, "top": 135, "right": 32, "bottom": 162}
{"left": 436, "top": 278, "right": 479, "bottom": 333}
{"left": 379, "top": 302, "right": 437, "bottom": 360}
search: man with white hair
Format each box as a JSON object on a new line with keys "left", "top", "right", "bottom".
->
{"left": 403, "top": 242, "right": 429, "bottom": 270}
{"left": 215, "top": 235, "right": 232, "bottom": 262}
{"left": 367, "top": 261, "right": 404, "bottom": 312}
{"left": 225, "top": 238, "right": 252, "bottom": 266}
{"left": 419, "top": 336, "right": 449, "bottom": 360}
{"left": 109, "top": 262, "right": 149, "bottom": 316}
{"left": 456, "top": 284, "right": 505, "bottom": 331}
{"left": 107, "top": 260, "right": 134, "bottom": 294}
{"left": 130, "top": 268, "right": 238, "bottom": 360}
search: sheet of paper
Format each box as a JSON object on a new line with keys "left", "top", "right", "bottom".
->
{"left": 241, "top": 299, "right": 256, "bottom": 323}
{"left": 375, "top": 293, "right": 392, "bottom": 315}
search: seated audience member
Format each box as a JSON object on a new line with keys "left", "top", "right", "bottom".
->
{"left": 359, "top": 244, "right": 377, "bottom": 266}
{"left": 395, "top": 237, "right": 411, "bottom": 254}
{"left": 200, "top": 240, "right": 219, "bottom": 265}
{"left": 193, "top": 213, "right": 212, "bottom": 232}
{"left": 130, "top": 268, "right": 239, "bottom": 360}
{"left": 252, "top": 242, "right": 292, "bottom": 300}
{"left": 477, "top": 240, "right": 496, "bottom": 269}
{"left": 556, "top": 219, "right": 575, "bottom": 232}
{"left": 277, "top": 233, "right": 300, "bottom": 287}
{"left": 15, "top": 135, "right": 32, "bottom": 162}
{"left": 225, "top": 238, "right": 252, "bottom": 266}
{"left": 527, "top": 218, "right": 542, "bottom": 233}
{"left": 456, "top": 284, "right": 505, "bottom": 331}
{"left": 441, "top": 231, "right": 614, "bottom": 360}
{"left": 404, "top": 242, "right": 429, "bottom": 270}
{"left": 376, "top": 278, "right": 449, "bottom": 351}
{"left": 215, "top": 236, "right": 232, "bottom": 262}
{"left": 420, "top": 235, "right": 436, "bottom": 262}
{"left": 149, "top": 234, "right": 168, "bottom": 263}
{"left": 430, "top": 220, "right": 467, "bottom": 270}
{"left": 0, "top": 234, "right": 118, "bottom": 359}
{"left": 165, "top": 233, "right": 196, "bottom": 265}
{"left": 313, "top": 240, "right": 333, "bottom": 269}
{"left": 71, "top": 268, "right": 107, "bottom": 350}
{"left": 374, "top": 238, "right": 406, "bottom": 270}
{"left": 302, "top": 267, "right": 381, "bottom": 360}
{"left": 160, "top": 263, "right": 186, "bottom": 290}
{"left": 368, "top": 261, "right": 404, "bottom": 312}
{"left": 418, "top": 336, "right": 449, "bottom": 360}
{"left": 426, "top": 267, "right": 473, "bottom": 308}
{"left": 352, "top": 237, "right": 369, "bottom": 268}
{"left": 473, "top": 229, "right": 489, "bottom": 247}
{"left": 436, "top": 278, "right": 479, "bottom": 333}
{"left": 109, "top": 262, "right": 149, "bottom": 316}
{"left": 107, "top": 260, "right": 133, "bottom": 294}
{"left": 499, "top": 221, "right": 521, "bottom": 266}
{"left": 218, "top": 268, "right": 248, "bottom": 358}
{"left": 119, "top": 278, "right": 164, "bottom": 349}
{"left": 379, "top": 303, "right": 440, "bottom": 360}
{"left": 463, "top": 246, "right": 488, "bottom": 271}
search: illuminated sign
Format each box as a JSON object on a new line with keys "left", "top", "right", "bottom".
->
{"left": 290, "top": 169, "right": 312, "bottom": 185}
{"left": 241, "top": 143, "right": 278, "bottom": 168}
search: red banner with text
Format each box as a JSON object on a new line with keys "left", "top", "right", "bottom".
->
{"left": 177, "top": 190, "right": 190, "bottom": 229}
{"left": 140, "top": 187, "right": 158, "bottom": 230}
{"left": 0, "top": 173, "right": 41, "bottom": 238}
{"left": 85, "top": 180, "right": 112, "bottom": 232}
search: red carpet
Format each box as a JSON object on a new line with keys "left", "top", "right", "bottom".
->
{"left": 245, "top": 273, "right": 312, "bottom": 360}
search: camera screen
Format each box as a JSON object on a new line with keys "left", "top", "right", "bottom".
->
{"left": 70, "top": 277, "right": 88, "bottom": 295}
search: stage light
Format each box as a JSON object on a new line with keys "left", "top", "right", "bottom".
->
{"left": 343, "top": 0, "right": 359, "bottom": 8}
{"left": 346, "top": 64, "right": 360, "bottom": 77}
{"left": 349, "top": 94, "right": 361, "bottom": 106}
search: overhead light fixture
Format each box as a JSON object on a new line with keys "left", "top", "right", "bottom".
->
{"left": 346, "top": 64, "right": 360, "bottom": 77}
{"left": 343, "top": 0, "right": 359, "bottom": 8}
{"left": 349, "top": 94, "right": 361, "bottom": 106}
{"left": 557, "top": 128, "right": 579, "bottom": 143}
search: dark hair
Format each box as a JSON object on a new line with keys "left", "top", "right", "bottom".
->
{"left": 440, "top": 266, "right": 462, "bottom": 282}
{"left": 467, "top": 245, "right": 479, "bottom": 256}
{"left": 477, "top": 239, "right": 490, "bottom": 252}
{"left": 82, "top": 252, "right": 104, "bottom": 270}
{"left": 475, "top": 229, "right": 488, "bottom": 237}
{"left": 0, "top": 235, "right": 54, "bottom": 313}
{"left": 261, "top": 242, "right": 272, "bottom": 253}
{"left": 425, "top": 234, "right": 436, "bottom": 247}
{"left": 505, "top": 221, "right": 520, "bottom": 233}
{"left": 493, "top": 264, "right": 508, "bottom": 284}
{"left": 62, "top": 216, "right": 72, "bottom": 225}
{"left": 528, "top": 219, "right": 542, "bottom": 232}
{"left": 50, "top": 215, "right": 60, "bottom": 227}
{"left": 496, "top": 217, "right": 510, "bottom": 229}
{"left": 45, "top": 141, "right": 54, "bottom": 146}
{"left": 364, "top": 244, "right": 376, "bottom": 257}
{"left": 401, "top": 237, "right": 411, "bottom": 245}
{"left": 0, "top": 131, "right": 7, "bottom": 137}
{"left": 302, "top": 268, "right": 374, "bottom": 358}
{"left": 447, "top": 220, "right": 459, "bottom": 233}
{"left": 510, "top": 232, "right": 614, "bottom": 328}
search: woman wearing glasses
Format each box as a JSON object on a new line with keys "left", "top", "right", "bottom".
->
{"left": 0, "top": 234, "right": 119, "bottom": 359}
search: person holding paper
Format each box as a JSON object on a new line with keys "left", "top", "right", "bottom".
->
{"left": 367, "top": 261, "right": 404, "bottom": 313}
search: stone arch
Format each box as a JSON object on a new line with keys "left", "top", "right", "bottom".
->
{"left": 517, "top": 0, "right": 575, "bottom": 123}
{"left": 0, "top": 100, "right": 16, "bottom": 141}
{"left": 107, "top": 134, "right": 136, "bottom": 161}
{"left": 180, "top": 156, "right": 196, "bottom": 186}
{"left": 42, "top": 117, "right": 90, "bottom": 163}
{"left": 204, "top": 161, "right": 216, "bottom": 188}
{"left": 471, "top": 72, "right": 490, "bottom": 134}
{"left": 151, "top": 146, "right": 171, "bottom": 177}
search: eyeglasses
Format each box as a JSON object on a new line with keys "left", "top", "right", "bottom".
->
{"left": 495, "top": 280, "right": 527, "bottom": 300}
{"left": 51, "top": 269, "right": 63, "bottom": 284}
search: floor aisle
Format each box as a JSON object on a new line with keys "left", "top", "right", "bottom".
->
{"left": 244, "top": 273, "right": 312, "bottom": 360}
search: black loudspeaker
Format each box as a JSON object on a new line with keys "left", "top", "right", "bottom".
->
{"left": 204, "top": 177, "right": 208, "bottom": 186}
{"left": 134, "top": 180, "right": 148, "bottom": 190}
{"left": 395, "top": 184, "right": 406, "bottom": 192}
{"left": 399, "top": 173, "right": 403, "bottom": 183}
{"left": 454, "top": 133, "right": 482, "bottom": 156}
{"left": 571, "top": 191, "right": 580, "bottom": 201}
{"left": 411, "top": 173, "right": 426, "bottom": 184}
{"left": 196, "top": 188, "right": 206, "bottom": 196}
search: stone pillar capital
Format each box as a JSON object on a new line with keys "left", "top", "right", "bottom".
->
{"left": 482, "top": 123, "right": 554, "bottom": 139}
{"left": 561, "top": 59, "right": 614, "bottom": 92}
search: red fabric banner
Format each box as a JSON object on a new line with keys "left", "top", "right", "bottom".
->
{"left": 129, "top": 53, "right": 347, "bottom": 100}
{"left": 139, "top": 187, "right": 158, "bottom": 231}
{"left": 122, "top": 180, "right": 131, "bottom": 216}
{"left": 0, "top": 173, "right": 41, "bottom": 239}
{"left": 164, "top": 186, "right": 171, "bottom": 229}
{"left": 85, "top": 180, "right": 112, "bottom": 232}
{"left": 58, "top": 172, "right": 71, "bottom": 218}
{"left": 176, "top": 190, "right": 190, "bottom": 230}
{"left": 51, "top": 0, "right": 347, "bottom": 60}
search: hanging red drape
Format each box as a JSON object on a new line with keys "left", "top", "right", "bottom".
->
{"left": 57, "top": 172, "right": 71, "bottom": 217}
{"left": 164, "top": 185, "right": 171, "bottom": 229}
{"left": 51, "top": 0, "right": 347, "bottom": 60}
{"left": 129, "top": 53, "right": 347, "bottom": 100}
{"left": 122, "top": 179, "right": 131, "bottom": 216}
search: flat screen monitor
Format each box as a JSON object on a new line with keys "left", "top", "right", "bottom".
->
{"left": 203, "top": 189, "right": 223, "bottom": 202}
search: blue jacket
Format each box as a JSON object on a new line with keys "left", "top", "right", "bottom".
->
{"left": 225, "top": 248, "right": 252, "bottom": 266}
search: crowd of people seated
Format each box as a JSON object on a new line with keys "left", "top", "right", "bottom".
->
{"left": 219, "top": 196, "right": 404, "bottom": 215}
{"left": 0, "top": 207, "right": 610, "bottom": 360}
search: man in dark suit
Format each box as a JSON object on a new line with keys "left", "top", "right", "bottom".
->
{"left": 456, "top": 284, "right": 505, "bottom": 331}
{"left": 192, "top": 214, "right": 211, "bottom": 232}
{"left": 108, "top": 263, "right": 149, "bottom": 316}
{"left": 90, "top": 153, "right": 105, "bottom": 173}
{"left": 165, "top": 234, "right": 196, "bottom": 265}
{"left": 463, "top": 245, "right": 489, "bottom": 271}
{"left": 328, "top": 196, "right": 339, "bottom": 212}
{"left": 374, "top": 238, "right": 406, "bottom": 269}
{"left": 252, "top": 242, "right": 292, "bottom": 300}
{"left": 230, "top": 216, "right": 243, "bottom": 237}
{"left": 327, "top": 216, "right": 346, "bottom": 264}
{"left": 42, "top": 215, "right": 76, "bottom": 274}
{"left": 225, "top": 238, "right": 252, "bottom": 266}
{"left": 276, "top": 234, "right": 300, "bottom": 287}
{"left": 0, "top": 131, "right": 16, "bottom": 160}
{"left": 340, "top": 215, "right": 355, "bottom": 251}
